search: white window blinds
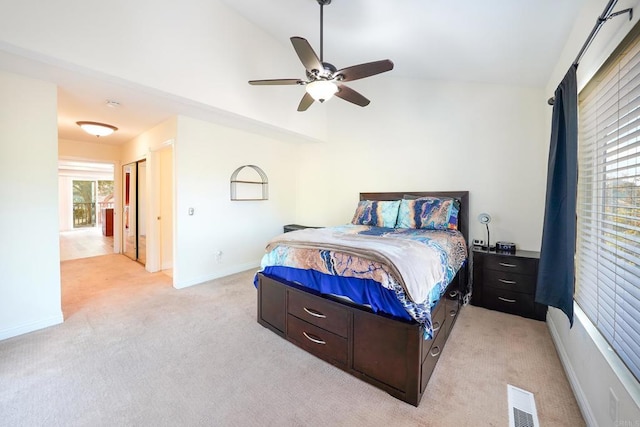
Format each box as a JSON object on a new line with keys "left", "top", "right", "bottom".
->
{"left": 577, "top": 31, "right": 640, "bottom": 383}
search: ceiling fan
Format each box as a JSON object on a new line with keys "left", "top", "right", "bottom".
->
{"left": 248, "top": 0, "right": 394, "bottom": 112}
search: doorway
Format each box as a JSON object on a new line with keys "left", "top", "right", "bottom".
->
{"left": 123, "top": 160, "right": 146, "bottom": 264}
{"left": 58, "top": 160, "right": 115, "bottom": 261}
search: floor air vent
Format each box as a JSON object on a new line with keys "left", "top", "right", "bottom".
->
{"left": 508, "top": 385, "right": 539, "bottom": 427}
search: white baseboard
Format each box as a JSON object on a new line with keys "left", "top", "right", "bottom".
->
{"left": 547, "top": 311, "right": 597, "bottom": 427}
{"left": 173, "top": 260, "right": 260, "bottom": 289}
{"left": 0, "top": 313, "right": 64, "bottom": 341}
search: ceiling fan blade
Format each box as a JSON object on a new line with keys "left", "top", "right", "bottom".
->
{"left": 335, "top": 84, "right": 370, "bottom": 107}
{"left": 336, "top": 60, "right": 394, "bottom": 82}
{"left": 297, "top": 92, "right": 315, "bottom": 112}
{"left": 291, "top": 37, "right": 323, "bottom": 73}
{"left": 248, "top": 79, "right": 303, "bottom": 86}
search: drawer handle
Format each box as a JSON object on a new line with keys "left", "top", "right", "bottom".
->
{"left": 430, "top": 346, "right": 441, "bottom": 357}
{"left": 499, "top": 262, "right": 517, "bottom": 268}
{"left": 303, "top": 307, "right": 326, "bottom": 318}
{"left": 302, "top": 331, "right": 326, "bottom": 345}
{"left": 498, "top": 296, "right": 516, "bottom": 303}
{"left": 433, "top": 321, "right": 441, "bottom": 332}
{"left": 498, "top": 278, "right": 517, "bottom": 285}
{"left": 449, "top": 310, "right": 457, "bottom": 317}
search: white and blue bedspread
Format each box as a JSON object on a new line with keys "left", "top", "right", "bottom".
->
{"left": 257, "top": 225, "right": 467, "bottom": 339}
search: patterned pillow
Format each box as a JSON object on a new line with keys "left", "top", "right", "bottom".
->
{"left": 351, "top": 200, "right": 401, "bottom": 228}
{"left": 396, "top": 197, "right": 460, "bottom": 230}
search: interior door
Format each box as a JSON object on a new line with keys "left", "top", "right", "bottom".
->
{"left": 123, "top": 162, "right": 137, "bottom": 261}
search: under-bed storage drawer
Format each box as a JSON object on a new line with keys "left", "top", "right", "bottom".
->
{"left": 287, "top": 314, "right": 348, "bottom": 366}
{"left": 420, "top": 321, "right": 447, "bottom": 393}
{"left": 421, "top": 299, "right": 445, "bottom": 362}
{"left": 445, "top": 287, "right": 461, "bottom": 338}
{"left": 287, "top": 290, "right": 349, "bottom": 338}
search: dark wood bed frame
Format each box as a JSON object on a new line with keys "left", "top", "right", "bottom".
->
{"left": 256, "top": 191, "right": 469, "bottom": 406}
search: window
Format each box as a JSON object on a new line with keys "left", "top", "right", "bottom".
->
{"left": 576, "top": 27, "right": 640, "bottom": 382}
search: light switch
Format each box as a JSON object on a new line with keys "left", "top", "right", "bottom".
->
{"left": 188, "top": 207, "right": 194, "bottom": 216}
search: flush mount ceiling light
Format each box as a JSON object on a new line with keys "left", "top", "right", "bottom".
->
{"left": 76, "top": 121, "right": 118, "bottom": 137}
{"left": 248, "top": 0, "right": 394, "bottom": 111}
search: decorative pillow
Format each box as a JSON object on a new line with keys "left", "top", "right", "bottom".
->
{"left": 351, "top": 200, "right": 401, "bottom": 228}
{"left": 396, "top": 197, "right": 460, "bottom": 230}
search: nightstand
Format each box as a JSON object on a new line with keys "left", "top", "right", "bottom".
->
{"left": 283, "top": 224, "right": 320, "bottom": 233}
{"left": 471, "top": 248, "right": 547, "bottom": 321}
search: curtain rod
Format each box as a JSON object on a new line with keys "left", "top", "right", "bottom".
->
{"left": 547, "top": 0, "right": 632, "bottom": 105}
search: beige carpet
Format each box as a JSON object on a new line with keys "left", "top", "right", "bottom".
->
{"left": 0, "top": 254, "right": 584, "bottom": 426}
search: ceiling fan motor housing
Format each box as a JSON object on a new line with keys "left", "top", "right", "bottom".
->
{"left": 306, "top": 62, "right": 337, "bottom": 81}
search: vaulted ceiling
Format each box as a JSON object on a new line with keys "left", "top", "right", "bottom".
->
{"left": 1, "top": 0, "right": 589, "bottom": 145}
{"left": 219, "top": 0, "right": 584, "bottom": 87}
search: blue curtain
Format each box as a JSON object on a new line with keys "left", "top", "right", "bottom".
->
{"left": 536, "top": 65, "right": 578, "bottom": 326}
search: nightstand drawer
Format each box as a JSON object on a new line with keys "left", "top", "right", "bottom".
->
{"left": 288, "top": 290, "right": 349, "bottom": 338}
{"left": 484, "top": 255, "right": 537, "bottom": 275}
{"left": 484, "top": 269, "right": 536, "bottom": 294}
{"left": 287, "top": 314, "right": 348, "bottom": 366}
{"left": 483, "top": 287, "right": 534, "bottom": 317}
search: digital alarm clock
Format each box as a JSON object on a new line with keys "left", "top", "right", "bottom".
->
{"left": 495, "top": 241, "right": 516, "bottom": 253}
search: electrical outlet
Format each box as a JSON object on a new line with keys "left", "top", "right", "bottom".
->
{"left": 215, "top": 250, "right": 223, "bottom": 263}
{"left": 609, "top": 388, "right": 619, "bottom": 423}
{"left": 473, "top": 239, "right": 485, "bottom": 247}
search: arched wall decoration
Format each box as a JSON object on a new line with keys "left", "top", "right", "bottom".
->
{"left": 230, "top": 165, "right": 269, "bottom": 201}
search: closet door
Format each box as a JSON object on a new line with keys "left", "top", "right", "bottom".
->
{"left": 123, "top": 162, "right": 137, "bottom": 261}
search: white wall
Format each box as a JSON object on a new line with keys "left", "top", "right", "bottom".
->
{"left": 0, "top": 70, "right": 62, "bottom": 339}
{"left": 158, "top": 148, "right": 174, "bottom": 270}
{"left": 296, "top": 76, "right": 548, "bottom": 251}
{"left": 59, "top": 139, "right": 122, "bottom": 163}
{"left": 173, "top": 115, "right": 300, "bottom": 288}
{"left": 543, "top": 1, "right": 640, "bottom": 426}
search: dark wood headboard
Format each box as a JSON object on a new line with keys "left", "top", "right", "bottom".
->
{"left": 359, "top": 191, "right": 470, "bottom": 244}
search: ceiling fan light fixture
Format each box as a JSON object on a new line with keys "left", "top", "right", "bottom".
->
{"left": 76, "top": 121, "right": 118, "bottom": 137}
{"left": 305, "top": 80, "right": 338, "bottom": 103}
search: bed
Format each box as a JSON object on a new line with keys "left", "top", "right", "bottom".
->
{"left": 255, "top": 191, "right": 469, "bottom": 406}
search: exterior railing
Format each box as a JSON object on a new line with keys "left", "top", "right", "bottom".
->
{"left": 73, "top": 202, "right": 95, "bottom": 227}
